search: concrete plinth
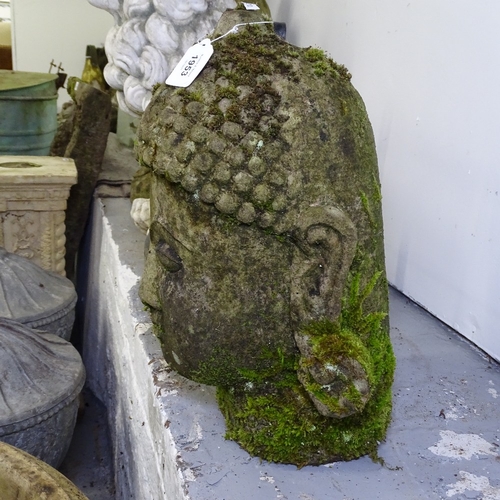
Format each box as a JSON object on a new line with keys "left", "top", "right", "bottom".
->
{"left": 0, "top": 156, "right": 77, "bottom": 275}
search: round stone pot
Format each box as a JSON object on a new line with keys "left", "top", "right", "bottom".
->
{"left": 0, "top": 247, "right": 77, "bottom": 340}
{"left": 0, "top": 318, "right": 86, "bottom": 468}
{"left": 0, "top": 441, "right": 88, "bottom": 499}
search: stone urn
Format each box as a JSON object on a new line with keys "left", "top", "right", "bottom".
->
{"left": 0, "top": 441, "right": 88, "bottom": 500}
{"left": 0, "top": 247, "right": 77, "bottom": 340}
{"left": 0, "top": 318, "right": 85, "bottom": 468}
{"left": 137, "top": 9, "right": 395, "bottom": 465}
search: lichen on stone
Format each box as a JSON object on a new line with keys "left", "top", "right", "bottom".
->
{"left": 136, "top": 9, "right": 395, "bottom": 466}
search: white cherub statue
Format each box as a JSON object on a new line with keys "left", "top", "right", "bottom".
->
{"left": 87, "top": 0, "right": 258, "bottom": 116}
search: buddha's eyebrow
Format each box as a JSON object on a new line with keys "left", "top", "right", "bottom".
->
{"left": 154, "top": 217, "right": 193, "bottom": 252}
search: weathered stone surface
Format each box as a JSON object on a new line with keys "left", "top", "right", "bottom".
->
{"left": 137, "top": 10, "right": 395, "bottom": 465}
{"left": 0, "top": 441, "right": 88, "bottom": 500}
{"left": 130, "top": 166, "right": 152, "bottom": 201}
{"left": 50, "top": 101, "right": 76, "bottom": 158}
{"left": 0, "top": 247, "right": 77, "bottom": 340}
{"left": 0, "top": 318, "right": 85, "bottom": 468}
{"left": 62, "top": 78, "right": 112, "bottom": 280}
{"left": 0, "top": 155, "right": 77, "bottom": 276}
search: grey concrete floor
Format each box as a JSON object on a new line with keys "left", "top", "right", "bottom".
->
{"left": 59, "top": 287, "right": 500, "bottom": 499}
{"left": 59, "top": 388, "right": 115, "bottom": 499}
{"left": 379, "top": 289, "right": 500, "bottom": 500}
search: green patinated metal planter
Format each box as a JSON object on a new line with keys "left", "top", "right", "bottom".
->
{"left": 0, "top": 70, "right": 58, "bottom": 155}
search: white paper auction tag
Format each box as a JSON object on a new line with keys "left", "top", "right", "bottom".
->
{"left": 242, "top": 2, "right": 260, "bottom": 10}
{"left": 166, "top": 39, "right": 214, "bottom": 88}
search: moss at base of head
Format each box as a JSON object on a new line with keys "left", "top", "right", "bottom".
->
{"left": 193, "top": 346, "right": 298, "bottom": 389}
{"left": 192, "top": 347, "right": 245, "bottom": 387}
{"left": 217, "top": 351, "right": 394, "bottom": 466}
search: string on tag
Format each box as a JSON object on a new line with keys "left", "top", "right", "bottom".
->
{"left": 167, "top": 21, "right": 273, "bottom": 88}
{"left": 210, "top": 21, "right": 274, "bottom": 44}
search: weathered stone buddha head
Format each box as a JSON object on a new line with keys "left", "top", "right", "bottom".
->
{"left": 137, "top": 10, "right": 395, "bottom": 465}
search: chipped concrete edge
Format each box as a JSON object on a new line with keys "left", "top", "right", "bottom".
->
{"left": 81, "top": 198, "right": 190, "bottom": 500}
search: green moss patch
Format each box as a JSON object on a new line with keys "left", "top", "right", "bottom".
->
{"left": 217, "top": 360, "right": 394, "bottom": 466}
{"left": 213, "top": 271, "right": 395, "bottom": 466}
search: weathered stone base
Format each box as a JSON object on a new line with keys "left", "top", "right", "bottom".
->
{"left": 0, "top": 156, "right": 76, "bottom": 275}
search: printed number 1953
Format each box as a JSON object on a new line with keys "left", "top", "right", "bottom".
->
{"left": 180, "top": 55, "right": 199, "bottom": 76}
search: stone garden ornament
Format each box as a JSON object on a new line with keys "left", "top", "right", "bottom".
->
{"left": 0, "top": 247, "right": 77, "bottom": 340}
{"left": 87, "top": 0, "right": 270, "bottom": 116}
{"left": 0, "top": 318, "right": 85, "bottom": 468}
{"left": 136, "top": 9, "right": 396, "bottom": 466}
{"left": 87, "top": 0, "right": 271, "bottom": 231}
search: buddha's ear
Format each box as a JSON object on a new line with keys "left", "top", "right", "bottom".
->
{"left": 290, "top": 206, "right": 357, "bottom": 326}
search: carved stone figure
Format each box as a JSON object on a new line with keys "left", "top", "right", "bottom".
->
{"left": 137, "top": 10, "right": 395, "bottom": 465}
{"left": 87, "top": 0, "right": 272, "bottom": 232}
{"left": 87, "top": 0, "right": 270, "bottom": 116}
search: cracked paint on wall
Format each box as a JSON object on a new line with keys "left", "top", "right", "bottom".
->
{"left": 428, "top": 430, "right": 498, "bottom": 460}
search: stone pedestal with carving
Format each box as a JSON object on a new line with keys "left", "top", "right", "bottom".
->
{"left": 0, "top": 156, "right": 77, "bottom": 276}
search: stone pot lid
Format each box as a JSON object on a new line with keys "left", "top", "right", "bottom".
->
{"left": 0, "top": 247, "right": 77, "bottom": 328}
{"left": 0, "top": 318, "right": 85, "bottom": 435}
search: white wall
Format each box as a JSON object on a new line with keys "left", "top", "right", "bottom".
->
{"left": 10, "top": 0, "right": 112, "bottom": 106}
{"left": 268, "top": 0, "right": 500, "bottom": 361}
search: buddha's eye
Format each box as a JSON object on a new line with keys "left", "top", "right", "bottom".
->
{"left": 155, "top": 241, "right": 183, "bottom": 272}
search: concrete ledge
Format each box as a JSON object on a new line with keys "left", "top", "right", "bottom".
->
{"left": 80, "top": 197, "right": 500, "bottom": 500}
{"left": 80, "top": 197, "right": 186, "bottom": 499}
